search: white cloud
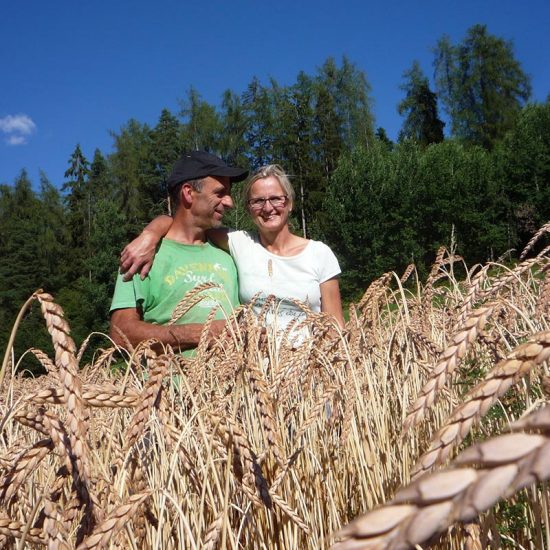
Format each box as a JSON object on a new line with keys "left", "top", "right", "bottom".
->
{"left": 0, "top": 114, "right": 37, "bottom": 145}
{"left": 7, "top": 135, "right": 26, "bottom": 145}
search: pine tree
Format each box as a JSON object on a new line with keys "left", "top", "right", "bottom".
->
{"left": 219, "top": 90, "right": 249, "bottom": 168}
{"left": 242, "top": 77, "right": 274, "bottom": 168}
{"left": 180, "top": 88, "right": 221, "bottom": 152}
{"left": 62, "top": 144, "right": 91, "bottom": 278}
{"left": 109, "top": 119, "right": 155, "bottom": 228}
{"left": 434, "top": 25, "right": 531, "bottom": 148}
{"left": 398, "top": 61, "right": 444, "bottom": 146}
{"left": 151, "top": 109, "right": 182, "bottom": 203}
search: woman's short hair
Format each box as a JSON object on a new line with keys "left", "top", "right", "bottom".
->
{"left": 243, "top": 164, "right": 295, "bottom": 207}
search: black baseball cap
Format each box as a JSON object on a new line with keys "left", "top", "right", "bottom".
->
{"left": 166, "top": 151, "right": 248, "bottom": 190}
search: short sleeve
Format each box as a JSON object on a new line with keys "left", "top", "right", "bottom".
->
{"left": 109, "top": 272, "right": 146, "bottom": 313}
{"left": 314, "top": 242, "right": 341, "bottom": 283}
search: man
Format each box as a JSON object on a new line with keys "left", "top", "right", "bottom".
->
{"left": 109, "top": 151, "right": 248, "bottom": 355}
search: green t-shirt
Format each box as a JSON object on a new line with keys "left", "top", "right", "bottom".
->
{"left": 110, "top": 238, "right": 239, "bottom": 355}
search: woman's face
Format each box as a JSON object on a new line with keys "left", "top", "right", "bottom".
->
{"left": 247, "top": 176, "right": 291, "bottom": 234}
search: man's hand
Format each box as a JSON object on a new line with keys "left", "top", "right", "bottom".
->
{"left": 120, "top": 230, "right": 159, "bottom": 281}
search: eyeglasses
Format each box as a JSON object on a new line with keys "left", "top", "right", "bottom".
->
{"left": 248, "top": 195, "right": 288, "bottom": 210}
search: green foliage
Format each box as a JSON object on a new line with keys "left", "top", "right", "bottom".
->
{"left": 434, "top": 24, "right": 531, "bottom": 148}
{"left": 322, "top": 142, "right": 424, "bottom": 296}
{"left": 398, "top": 61, "right": 444, "bottom": 146}
{"left": 1, "top": 51, "right": 549, "bottom": 371}
{"left": 180, "top": 88, "right": 221, "bottom": 153}
{"left": 493, "top": 100, "right": 550, "bottom": 246}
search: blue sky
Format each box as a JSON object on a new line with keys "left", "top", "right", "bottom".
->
{"left": 1, "top": 0, "right": 549, "bottom": 189}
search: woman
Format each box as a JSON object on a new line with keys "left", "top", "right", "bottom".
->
{"left": 121, "top": 164, "right": 344, "bottom": 332}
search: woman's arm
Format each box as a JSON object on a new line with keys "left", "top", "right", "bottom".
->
{"left": 120, "top": 215, "right": 172, "bottom": 280}
{"left": 320, "top": 277, "right": 345, "bottom": 328}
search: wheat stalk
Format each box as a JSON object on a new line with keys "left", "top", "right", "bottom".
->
{"left": 35, "top": 293, "right": 97, "bottom": 523}
{"left": 333, "top": 405, "right": 550, "bottom": 550}
{"left": 168, "top": 282, "right": 222, "bottom": 325}
{"left": 520, "top": 220, "right": 550, "bottom": 260}
{"left": 402, "top": 302, "right": 498, "bottom": 435}
{"left": 411, "top": 329, "right": 550, "bottom": 479}
{"left": 480, "top": 245, "right": 550, "bottom": 302}
{"left": 0, "top": 515, "right": 46, "bottom": 545}
{"left": 75, "top": 491, "right": 151, "bottom": 550}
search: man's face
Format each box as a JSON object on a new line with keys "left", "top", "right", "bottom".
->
{"left": 190, "top": 175, "right": 234, "bottom": 229}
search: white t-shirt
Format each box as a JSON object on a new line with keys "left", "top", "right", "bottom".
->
{"left": 228, "top": 230, "right": 341, "bottom": 333}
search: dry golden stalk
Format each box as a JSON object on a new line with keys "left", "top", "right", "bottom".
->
{"left": 76, "top": 333, "right": 96, "bottom": 365}
{"left": 36, "top": 293, "right": 96, "bottom": 519}
{"left": 270, "top": 447, "right": 303, "bottom": 493}
{"left": 187, "top": 306, "right": 220, "bottom": 390}
{"left": 14, "top": 407, "right": 48, "bottom": 435}
{"left": 333, "top": 406, "right": 550, "bottom": 550}
{"left": 406, "top": 324, "right": 440, "bottom": 360}
{"left": 340, "top": 373, "right": 357, "bottom": 446}
{"left": 90, "top": 347, "right": 118, "bottom": 371}
{"left": 269, "top": 491, "right": 310, "bottom": 533}
{"left": 75, "top": 492, "right": 151, "bottom": 550}
{"left": 295, "top": 384, "right": 340, "bottom": 441}
{"left": 543, "top": 375, "right": 550, "bottom": 397}
{"left": 400, "top": 264, "right": 415, "bottom": 285}
{"left": 536, "top": 264, "right": 550, "bottom": 320}
{"left": 210, "top": 414, "right": 271, "bottom": 508}
{"left": 43, "top": 410, "right": 77, "bottom": 475}
{"left": 0, "top": 516, "right": 46, "bottom": 545}
{"left": 203, "top": 511, "right": 223, "bottom": 550}
{"left": 357, "top": 272, "right": 392, "bottom": 313}
{"left": 0, "top": 289, "right": 43, "bottom": 388}
{"left": 157, "top": 404, "right": 203, "bottom": 492}
{"left": 168, "top": 282, "right": 222, "bottom": 325}
{"left": 462, "top": 520, "right": 482, "bottom": 550}
{"left": 43, "top": 497, "right": 71, "bottom": 550}
{"left": 26, "top": 384, "right": 140, "bottom": 409}
{"left": 420, "top": 247, "right": 447, "bottom": 326}
{"left": 411, "top": 330, "right": 550, "bottom": 479}
{"left": 122, "top": 355, "right": 170, "bottom": 455}
{"left": 402, "top": 302, "right": 497, "bottom": 435}
{"left": 246, "top": 351, "right": 286, "bottom": 468}
{"left": 519, "top": 220, "right": 550, "bottom": 260}
{"left": 480, "top": 246, "right": 550, "bottom": 302}
{"left": 0, "top": 439, "right": 53, "bottom": 502}
{"left": 346, "top": 304, "right": 363, "bottom": 359}
{"left": 111, "top": 325, "right": 134, "bottom": 353}
{"left": 27, "top": 347, "right": 57, "bottom": 375}
{"left": 456, "top": 265, "right": 490, "bottom": 328}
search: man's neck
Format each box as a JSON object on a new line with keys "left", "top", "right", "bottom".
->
{"left": 165, "top": 215, "right": 208, "bottom": 245}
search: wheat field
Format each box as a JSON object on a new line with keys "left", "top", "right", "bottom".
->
{"left": 0, "top": 230, "right": 549, "bottom": 549}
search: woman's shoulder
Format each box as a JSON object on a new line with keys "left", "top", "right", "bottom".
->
{"left": 228, "top": 229, "right": 261, "bottom": 253}
{"left": 308, "top": 239, "right": 336, "bottom": 256}
{"left": 228, "top": 229, "right": 258, "bottom": 242}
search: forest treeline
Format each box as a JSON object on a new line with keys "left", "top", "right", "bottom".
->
{"left": 1, "top": 24, "right": 550, "bottom": 367}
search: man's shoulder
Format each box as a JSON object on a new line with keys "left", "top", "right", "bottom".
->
{"left": 110, "top": 271, "right": 142, "bottom": 313}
